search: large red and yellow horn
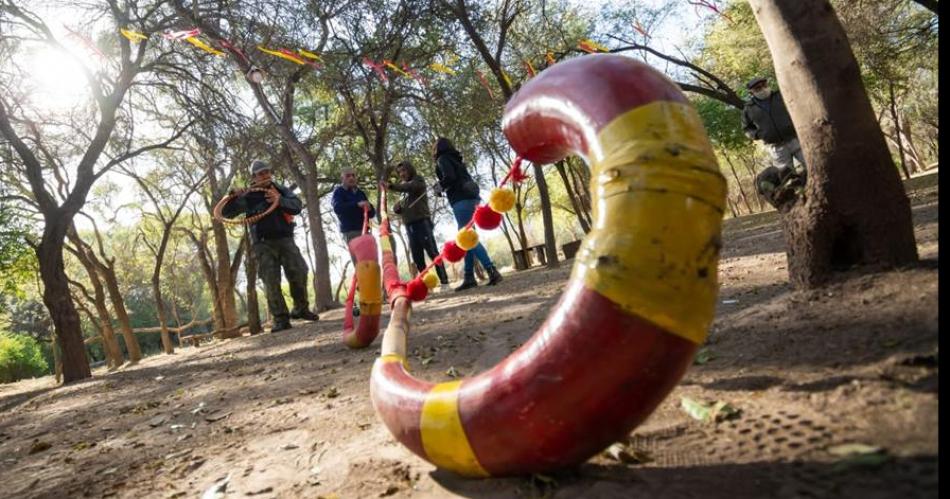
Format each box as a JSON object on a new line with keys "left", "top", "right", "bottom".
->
{"left": 370, "top": 54, "right": 727, "bottom": 476}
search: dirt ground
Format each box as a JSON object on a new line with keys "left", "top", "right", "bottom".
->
{"left": 0, "top": 173, "right": 938, "bottom": 499}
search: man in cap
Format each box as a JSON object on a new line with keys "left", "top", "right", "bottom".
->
{"left": 221, "top": 160, "right": 319, "bottom": 332}
{"left": 741, "top": 76, "right": 807, "bottom": 209}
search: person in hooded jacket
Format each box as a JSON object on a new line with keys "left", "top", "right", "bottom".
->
{"left": 221, "top": 160, "right": 319, "bottom": 332}
{"left": 432, "top": 137, "right": 503, "bottom": 292}
{"left": 382, "top": 160, "right": 449, "bottom": 287}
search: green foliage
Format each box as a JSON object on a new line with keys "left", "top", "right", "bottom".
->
{"left": 696, "top": 0, "right": 773, "bottom": 93}
{"left": 0, "top": 332, "right": 49, "bottom": 383}
{"left": 693, "top": 97, "right": 749, "bottom": 150}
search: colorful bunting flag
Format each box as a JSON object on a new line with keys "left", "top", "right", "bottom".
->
{"left": 363, "top": 57, "right": 389, "bottom": 82}
{"left": 120, "top": 28, "right": 148, "bottom": 43}
{"left": 577, "top": 39, "right": 609, "bottom": 53}
{"left": 185, "top": 37, "right": 224, "bottom": 56}
{"left": 163, "top": 28, "right": 201, "bottom": 41}
{"left": 475, "top": 69, "right": 495, "bottom": 100}
{"left": 523, "top": 60, "right": 536, "bottom": 78}
{"left": 429, "top": 62, "right": 456, "bottom": 75}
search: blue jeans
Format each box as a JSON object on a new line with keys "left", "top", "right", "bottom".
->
{"left": 451, "top": 198, "right": 495, "bottom": 279}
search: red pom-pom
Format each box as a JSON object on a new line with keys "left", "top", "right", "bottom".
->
{"left": 509, "top": 158, "right": 529, "bottom": 184}
{"left": 473, "top": 204, "right": 502, "bottom": 230}
{"left": 406, "top": 278, "right": 428, "bottom": 301}
{"left": 442, "top": 241, "right": 466, "bottom": 262}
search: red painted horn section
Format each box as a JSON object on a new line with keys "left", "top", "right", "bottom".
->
{"left": 341, "top": 234, "right": 382, "bottom": 348}
{"left": 370, "top": 54, "right": 727, "bottom": 476}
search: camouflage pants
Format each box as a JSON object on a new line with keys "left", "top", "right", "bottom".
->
{"left": 254, "top": 237, "right": 310, "bottom": 323}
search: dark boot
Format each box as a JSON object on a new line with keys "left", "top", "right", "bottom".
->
{"left": 290, "top": 309, "right": 320, "bottom": 321}
{"left": 454, "top": 276, "right": 478, "bottom": 292}
{"left": 271, "top": 320, "right": 292, "bottom": 333}
{"left": 487, "top": 266, "right": 503, "bottom": 286}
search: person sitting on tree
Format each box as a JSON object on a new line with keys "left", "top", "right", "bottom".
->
{"left": 221, "top": 160, "right": 319, "bottom": 332}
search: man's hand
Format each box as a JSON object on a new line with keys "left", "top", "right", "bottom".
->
{"left": 265, "top": 187, "right": 280, "bottom": 204}
{"left": 379, "top": 180, "right": 390, "bottom": 189}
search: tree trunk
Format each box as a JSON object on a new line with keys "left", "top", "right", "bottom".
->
{"left": 211, "top": 221, "right": 239, "bottom": 336}
{"left": 740, "top": 152, "right": 766, "bottom": 212}
{"left": 567, "top": 159, "right": 593, "bottom": 226}
{"left": 554, "top": 160, "right": 591, "bottom": 233}
{"left": 77, "top": 259, "right": 123, "bottom": 368}
{"left": 334, "top": 261, "right": 351, "bottom": 303}
{"left": 532, "top": 163, "right": 559, "bottom": 268}
{"left": 898, "top": 116, "right": 925, "bottom": 173}
{"left": 101, "top": 266, "right": 142, "bottom": 362}
{"left": 244, "top": 227, "right": 262, "bottom": 335}
{"left": 38, "top": 220, "right": 91, "bottom": 382}
{"left": 299, "top": 178, "right": 336, "bottom": 311}
{"left": 724, "top": 154, "right": 754, "bottom": 214}
{"left": 888, "top": 82, "right": 910, "bottom": 179}
{"left": 51, "top": 339, "right": 62, "bottom": 384}
{"left": 749, "top": 0, "right": 918, "bottom": 288}
{"left": 726, "top": 197, "right": 739, "bottom": 218}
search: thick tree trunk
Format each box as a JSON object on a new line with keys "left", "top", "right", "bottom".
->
{"left": 38, "top": 220, "right": 91, "bottom": 383}
{"left": 243, "top": 227, "right": 262, "bottom": 335}
{"left": 299, "top": 178, "right": 336, "bottom": 311}
{"left": 749, "top": 0, "right": 918, "bottom": 288}
{"left": 101, "top": 267, "right": 142, "bottom": 362}
{"left": 211, "top": 221, "right": 239, "bottom": 336}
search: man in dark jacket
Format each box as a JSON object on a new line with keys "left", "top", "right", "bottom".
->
{"left": 221, "top": 160, "right": 319, "bottom": 332}
{"left": 382, "top": 160, "right": 449, "bottom": 286}
{"left": 741, "top": 77, "right": 807, "bottom": 209}
{"left": 331, "top": 168, "right": 376, "bottom": 246}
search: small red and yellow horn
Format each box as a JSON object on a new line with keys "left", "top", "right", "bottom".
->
{"left": 341, "top": 234, "right": 382, "bottom": 348}
{"left": 371, "top": 54, "right": 727, "bottom": 476}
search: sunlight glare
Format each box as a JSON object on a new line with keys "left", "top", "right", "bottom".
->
{"left": 25, "top": 46, "right": 92, "bottom": 112}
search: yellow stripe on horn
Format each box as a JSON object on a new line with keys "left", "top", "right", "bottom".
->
{"left": 420, "top": 381, "right": 489, "bottom": 477}
{"left": 356, "top": 261, "right": 383, "bottom": 315}
{"left": 378, "top": 353, "right": 410, "bottom": 371}
{"left": 575, "top": 100, "right": 727, "bottom": 345}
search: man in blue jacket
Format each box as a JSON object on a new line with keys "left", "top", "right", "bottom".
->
{"left": 222, "top": 160, "right": 319, "bottom": 332}
{"left": 332, "top": 168, "right": 377, "bottom": 246}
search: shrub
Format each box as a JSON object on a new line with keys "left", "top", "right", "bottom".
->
{"left": 0, "top": 332, "right": 49, "bottom": 383}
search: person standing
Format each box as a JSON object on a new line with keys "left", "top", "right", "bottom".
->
{"left": 741, "top": 76, "right": 807, "bottom": 208}
{"left": 331, "top": 167, "right": 377, "bottom": 247}
{"left": 221, "top": 160, "right": 319, "bottom": 332}
{"left": 432, "top": 137, "right": 503, "bottom": 292}
{"left": 382, "top": 160, "right": 450, "bottom": 288}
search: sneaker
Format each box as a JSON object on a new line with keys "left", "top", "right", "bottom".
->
{"left": 454, "top": 278, "right": 478, "bottom": 292}
{"left": 271, "top": 321, "right": 292, "bottom": 333}
{"left": 290, "top": 309, "right": 320, "bottom": 321}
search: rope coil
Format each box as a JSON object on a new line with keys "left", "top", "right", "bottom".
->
{"left": 212, "top": 187, "right": 281, "bottom": 225}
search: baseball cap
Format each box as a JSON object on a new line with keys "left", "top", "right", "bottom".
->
{"left": 250, "top": 160, "right": 270, "bottom": 175}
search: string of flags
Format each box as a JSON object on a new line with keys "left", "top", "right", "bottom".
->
{"left": 74, "top": 25, "right": 640, "bottom": 99}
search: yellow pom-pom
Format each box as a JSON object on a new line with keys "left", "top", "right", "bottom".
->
{"left": 489, "top": 188, "right": 516, "bottom": 213}
{"left": 456, "top": 228, "right": 479, "bottom": 250}
{"left": 422, "top": 271, "right": 439, "bottom": 289}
